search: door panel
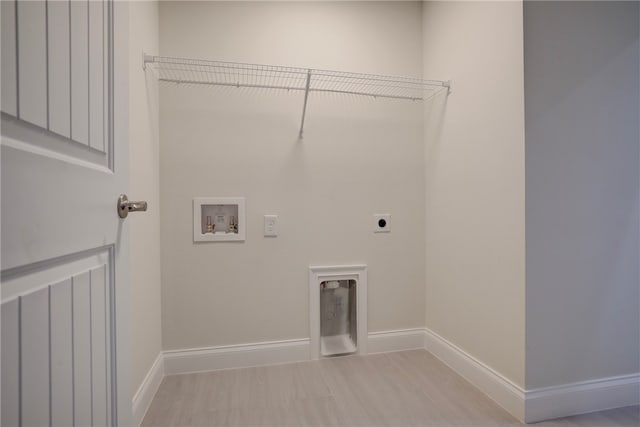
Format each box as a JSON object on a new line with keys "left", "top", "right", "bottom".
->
{"left": 4, "top": 0, "right": 111, "bottom": 151}
{"left": 21, "top": 287, "right": 50, "bottom": 426}
{"left": 51, "top": 279, "right": 73, "bottom": 427}
{"left": 73, "top": 271, "right": 93, "bottom": 427}
{"left": 1, "top": 0, "right": 17, "bottom": 116}
{"left": 89, "top": 0, "right": 106, "bottom": 152}
{"left": 17, "top": 1, "right": 48, "bottom": 128}
{"left": 70, "top": 0, "right": 90, "bottom": 146}
{"left": 1, "top": 251, "right": 114, "bottom": 427}
{"left": 91, "top": 266, "right": 109, "bottom": 427}
{"left": 47, "top": 0, "right": 71, "bottom": 138}
{"left": 1, "top": 299, "right": 20, "bottom": 427}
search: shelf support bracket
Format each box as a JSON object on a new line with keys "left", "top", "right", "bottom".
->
{"left": 299, "top": 70, "right": 312, "bottom": 139}
{"left": 142, "top": 52, "right": 154, "bottom": 70}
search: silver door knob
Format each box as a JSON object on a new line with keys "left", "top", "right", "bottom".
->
{"left": 118, "top": 194, "right": 148, "bottom": 219}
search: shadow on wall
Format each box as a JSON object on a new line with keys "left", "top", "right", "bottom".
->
{"left": 524, "top": 0, "right": 640, "bottom": 389}
{"left": 144, "top": 68, "right": 160, "bottom": 151}
{"left": 523, "top": 1, "right": 639, "bottom": 122}
{"left": 424, "top": 89, "right": 449, "bottom": 165}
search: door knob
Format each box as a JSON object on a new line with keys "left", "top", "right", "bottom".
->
{"left": 118, "top": 194, "right": 148, "bottom": 219}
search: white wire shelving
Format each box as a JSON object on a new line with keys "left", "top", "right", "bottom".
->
{"left": 143, "top": 54, "right": 451, "bottom": 138}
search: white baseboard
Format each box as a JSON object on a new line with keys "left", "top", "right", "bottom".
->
{"left": 368, "top": 328, "right": 426, "bottom": 354}
{"left": 132, "top": 353, "right": 165, "bottom": 427}
{"left": 163, "top": 338, "right": 311, "bottom": 375}
{"left": 525, "top": 374, "right": 640, "bottom": 423}
{"left": 423, "top": 327, "right": 640, "bottom": 423}
{"left": 423, "top": 328, "right": 526, "bottom": 422}
{"left": 162, "top": 329, "right": 427, "bottom": 375}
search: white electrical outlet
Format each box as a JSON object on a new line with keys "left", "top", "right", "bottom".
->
{"left": 374, "top": 214, "right": 391, "bottom": 233}
{"left": 264, "top": 215, "right": 278, "bottom": 237}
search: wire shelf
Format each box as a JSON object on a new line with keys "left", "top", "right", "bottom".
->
{"left": 143, "top": 54, "right": 450, "bottom": 136}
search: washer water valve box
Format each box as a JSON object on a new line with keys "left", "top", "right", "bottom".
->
{"left": 193, "top": 197, "right": 246, "bottom": 242}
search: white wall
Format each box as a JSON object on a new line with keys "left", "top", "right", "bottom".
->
{"left": 129, "top": 1, "right": 162, "bottom": 394}
{"left": 524, "top": 1, "right": 639, "bottom": 390}
{"left": 159, "top": 1, "right": 426, "bottom": 350}
{"left": 422, "top": 2, "right": 526, "bottom": 387}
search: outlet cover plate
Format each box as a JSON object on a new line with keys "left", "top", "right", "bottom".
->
{"left": 373, "top": 214, "right": 391, "bottom": 233}
{"left": 264, "top": 214, "right": 278, "bottom": 237}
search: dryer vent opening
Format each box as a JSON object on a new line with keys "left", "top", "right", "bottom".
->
{"left": 320, "top": 279, "right": 357, "bottom": 356}
{"left": 309, "top": 265, "right": 367, "bottom": 359}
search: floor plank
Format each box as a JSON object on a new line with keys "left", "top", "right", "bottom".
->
{"left": 142, "top": 350, "right": 640, "bottom": 426}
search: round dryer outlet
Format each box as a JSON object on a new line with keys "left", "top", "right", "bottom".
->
{"left": 373, "top": 214, "right": 391, "bottom": 233}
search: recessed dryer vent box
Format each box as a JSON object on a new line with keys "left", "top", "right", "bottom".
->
{"left": 193, "top": 197, "right": 245, "bottom": 242}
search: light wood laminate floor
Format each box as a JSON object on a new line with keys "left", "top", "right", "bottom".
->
{"left": 142, "top": 350, "right": 639, "bottom": 426}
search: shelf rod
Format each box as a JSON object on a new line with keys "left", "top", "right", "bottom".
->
{"left": 158, "top": 78, "right": 428, "bottom": 101}
{"left": 310, "top": 88, "right": 423, "bottom": 101}
{"left": 158, "top": 78, "right": 307, "bottom": 92}
{"left": 299, "top": 70, "right": 312, "bottom": 139}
